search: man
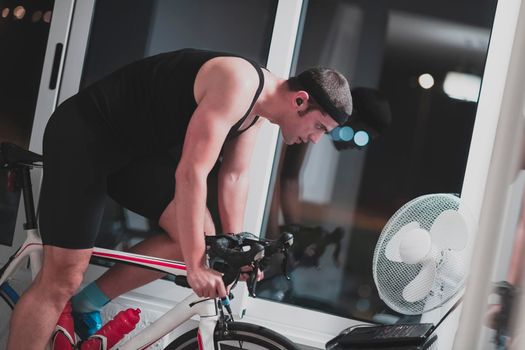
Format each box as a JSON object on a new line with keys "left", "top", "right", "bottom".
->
{"left": 8, "top": 48, "right": 353, "bottom": 349}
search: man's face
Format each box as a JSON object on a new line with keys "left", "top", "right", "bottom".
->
{"left": 281, "top": 109, "right": 339, "bottom": 145}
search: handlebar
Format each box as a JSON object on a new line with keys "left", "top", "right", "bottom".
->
{"left": 231, "top": 232, "right": 293, "bottom": 296}
{"left": 174, "top": 232, "right": 294, "bottom": 297}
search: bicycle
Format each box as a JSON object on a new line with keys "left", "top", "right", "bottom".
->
{"left": 0, "top": 142, "right": 299, "bottom": 350}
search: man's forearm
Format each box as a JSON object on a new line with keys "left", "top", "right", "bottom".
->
{"left": 174, "top": 171, "right": 208, "bottom": 269}
{"left": 218, "top": 172, "right": 249, "bottom": 233}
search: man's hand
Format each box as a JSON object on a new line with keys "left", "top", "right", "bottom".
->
{"left": 239, "top": 265, "right": 264, "bottom": 282}
{"left": 187, "top": 265, "right": 227, "bottom": 298}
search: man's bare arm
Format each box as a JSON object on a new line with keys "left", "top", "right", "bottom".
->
{"left": 171, "top": 58, "right": 260, "bottom": 297}
{"left": 218, "top": 119, "right": 264, "bottom": 233}
{"left": 173, "top": 106, "right": 237, "bottom": 298}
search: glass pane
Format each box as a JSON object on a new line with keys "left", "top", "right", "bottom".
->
{"left": 0, "top": 0, "right": 55, "bottom": 246}
{"left": 79, "top": 0, "right": 277, "bottom": 254}
{"left": 258, "top": 0, "right": 498, "bottom": 323}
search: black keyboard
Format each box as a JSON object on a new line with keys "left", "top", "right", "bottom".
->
{"left": 338, "top": 323, "right": 434, "bottom": 348}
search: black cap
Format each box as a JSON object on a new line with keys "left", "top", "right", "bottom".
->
{"left": 331, "top": 87, "right": 392, "bottom": 151}
{"left": 350, "top": 87, "right": 391, "bottom": 134}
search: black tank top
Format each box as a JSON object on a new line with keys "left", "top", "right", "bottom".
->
{"left": 78, "top": 48, "right": 264, "bottom": 155}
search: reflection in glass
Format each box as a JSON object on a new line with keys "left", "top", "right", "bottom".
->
{"left": 259, "top": 0, "right": 498, "bottom": 324}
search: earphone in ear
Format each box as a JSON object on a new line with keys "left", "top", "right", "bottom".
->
{"left": 296, "top": 98, "right": 303, "bottom": 106}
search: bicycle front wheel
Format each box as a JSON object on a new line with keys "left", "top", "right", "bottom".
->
{"left": 165, "top": 322, "right": 300, "bottom": 350}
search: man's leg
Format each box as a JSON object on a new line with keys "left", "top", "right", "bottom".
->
{"left": 84, "top": 152, "right": 216, "bottom": 301}
{"left": 88, "top": 205, "right": 215, "bottom": 300}
{"left": 8, "top": 246, "right": 92, "bottom": 350}
{"left": 93, "top": 234, "right": 182, "bottom": 299}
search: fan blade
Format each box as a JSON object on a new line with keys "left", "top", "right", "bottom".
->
{"left": 430, "top": 210, "right": 468, "bottom": 250}
{"left": 399, "top": 228, "right": 431, "bottom": 264}
{"left": 385, "top": 222, "right": 420, "bottom": 262}
{"left": 437, "top": 251, "right": 466, "bottom": 292}
{"left": 402, "top": 260, "right": 437, "bottom": 303}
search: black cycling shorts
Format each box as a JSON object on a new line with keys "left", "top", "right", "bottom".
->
{"left": 39, "top": 97, "right": 212, "bottom": 249}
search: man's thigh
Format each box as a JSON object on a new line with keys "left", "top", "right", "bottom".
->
{"left": 108, "top": 153, "right": 222, "bottom": 228}
{"left": 39, "top": 97, "right": 123, "bottom": 249}
{"left": 107, "top": 153, "right": 176, "bottom": 222}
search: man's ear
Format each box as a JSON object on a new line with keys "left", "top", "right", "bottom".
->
{"left": 294, "top": 90, "right": 309, "bottom": 108}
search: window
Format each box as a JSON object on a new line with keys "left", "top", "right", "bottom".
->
{"left": 258, "top": 0, "right": 498, "bottom": 323}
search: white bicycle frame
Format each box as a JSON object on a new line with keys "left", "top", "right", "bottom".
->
{"left": 0, "top": 227, "right": 225, "bottom": 350}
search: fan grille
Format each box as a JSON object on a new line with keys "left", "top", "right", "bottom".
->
{"left": 373, "top": 193, "right": 466, "bottom": 315}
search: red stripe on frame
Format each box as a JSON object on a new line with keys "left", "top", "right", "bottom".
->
{"left": 197, "top": 330, "right": 203, "bottom": 350}
{"left": 15, "top": 243, "right": 42, "bottom": 258}
{"left": 93, "top": 251, "right": 186, "bottom": 271}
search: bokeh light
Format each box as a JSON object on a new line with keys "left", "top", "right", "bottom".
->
{"left": 32, "top": 10, "right": 43, "bottom": 22}
{"left": 418, "top": 73, "right": 434, "bottom": 89}
{"left": 354, "top": 131, "right": 370, "bottom": 147}
{"left": 339, "top": 126, "right": 354, "bottom": 142}
{"left": 43, "top": 10, "right": 52, "bottom": 23}
{"left": 13, "top": 6, "right": 25, "bottom": 20}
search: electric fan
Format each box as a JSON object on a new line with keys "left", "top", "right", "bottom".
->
{"left": 372, "top": 193, "right": 471, "bottom": 315}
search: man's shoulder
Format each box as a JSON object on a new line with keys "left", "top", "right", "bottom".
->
{"left": 204, "top": 57, "right": 260, "bottom": 90}
{"left": 194, "top": 55, "right": 262, "bottom": 113}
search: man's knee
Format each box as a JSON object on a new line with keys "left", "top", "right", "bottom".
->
{"left": 36, "top": 266, "right": 84, "bottom": 300}
{"left": 39, "top": 246, "right": 91, "bottom": 298}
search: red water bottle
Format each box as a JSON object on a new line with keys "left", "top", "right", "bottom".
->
{"left": 52, "top": 301, "right": 76, "bottom": 350}
{"left": 80, "top": 308, "right": 141, "bottom": 350}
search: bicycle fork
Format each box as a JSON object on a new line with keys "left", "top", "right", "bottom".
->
{"left": 117, "top": 293, "right": 218, "bottom": 350}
